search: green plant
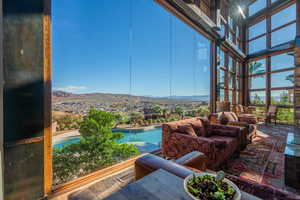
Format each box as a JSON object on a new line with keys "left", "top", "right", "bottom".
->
{"left": 53, "top": 109, "right": 139, "bottom": 185}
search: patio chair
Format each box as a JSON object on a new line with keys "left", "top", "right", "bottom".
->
{"left": 265, "top": 105, "right": 278, "bottom": 125}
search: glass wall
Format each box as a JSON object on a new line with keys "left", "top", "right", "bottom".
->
{"left": 52, "top": 0, "right": 211, "bottom": 185}
{"left": 247, "top": 1, "right": 296, "bottom": 124}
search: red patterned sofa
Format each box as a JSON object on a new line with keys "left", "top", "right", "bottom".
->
{"left": 135, "top": 152, "right": 300, "bottom": 200}
{"left": 162, "top": 117, "right": 244, "bottom": 170}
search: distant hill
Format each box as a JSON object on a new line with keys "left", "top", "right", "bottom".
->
{"left": 52, "top": 91, "right": 209, "bottom": 105}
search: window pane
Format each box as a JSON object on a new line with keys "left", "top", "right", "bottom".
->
{"left": 248, "top": 59, "right": 266, "bottom": 75}
{"left": 217, "top": 69, "right": 225, "bottom": 89}
{"left": 250, "top": 91, "right": 266, "bottom": 104}
{"left": 250, "top": 75, "right": 266, "bottom": 89}
{"left": 249, "top": 20, "right": 266, "bottom": 39}
{"left": 271, "top": 71, "right": 294, "bottom": 88}
{"left": 249, "top": 0, "right": 266, "bottom": 16}
{"left": 218, "top": 89, "right": 225, "bottom": 101}
{"left": 236, "top": 77, "right": 239, "bottom": 90}
{"left": 272, "top": 23, "right": 296, "bottom": 47}
{"left": 277, "top": 108, "right": 294, "bottom": 124}
{"left": 271, "top": 90, "right": 293, "bottom": 105}
{"left": 271, "top": 53, "right": 294, "bottom": 71}
{"left": 228, "top": 56, "right": 234, "bottom": 72}
{"left": 271, "top": 4, "right": 296, "bottom": 30}
{"left": 229, "top": 73, "right": 233, "bottom": 89}
{"left": 229, "top": 90, "right": 232, "bottom": 103}
{"left": 249, "top": 36, "right": 266, "bottom": 54}
{"left": 217, "top": 48, "right": 225, "bottom": 67}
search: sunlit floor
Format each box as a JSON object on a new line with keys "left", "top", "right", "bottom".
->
{"left": 51, "top": 123, "right": 300, "bottom": 200}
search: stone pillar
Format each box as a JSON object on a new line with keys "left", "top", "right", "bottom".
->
{"left": 3, "top": 0, "right": 51, "bottom": 199}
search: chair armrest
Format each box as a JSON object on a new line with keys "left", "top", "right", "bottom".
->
{"left": 175, "top": 151, "right": 207, "bottom": 171}
{"left": 135, "top": 153, "right": 194, "bottom": 180}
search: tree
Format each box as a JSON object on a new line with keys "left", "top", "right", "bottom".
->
{"left": 113, "top": 112, "right": 129, "bottom": 127}
{"left": 129, "top": 112, "right": 144, "bottom": 126}
{"left": 174, "top": 105, "right": 185, "bottom": 119}
{"left": 53, "top": 109, "right": 139, "bottom": 185}
{"left": 150, "top": 105, "right": 162, "bottom": 114}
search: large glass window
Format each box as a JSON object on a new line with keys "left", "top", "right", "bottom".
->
{"left": 271, "top": 23, "right": 296, "bottom": 47}
{"left": 249, "top": 36, "right": 266, "bottom": 54}
{"left": 271, "top": 71, "right": 294, "bottom": 88}
{"left": 52, "top": 0, "right": 211, "bottom": 186}
{"left": 271, "top": 90, "right": 293, "bottom": 105}
{"left": 249, "top": 20, "right": 266, "bottom": 39}
{"left": 249, "top": 75, "right": 266, "bottom": 89}
{"left": 249, "top": 0, "right": 266, "bottom": 16}
{"left": 271, "top": 4, "right": 296, "bottom": 29}
{"left": 248, "top": 59, "right": 266, "bottom": 75}
{"left": 250, "top": 91, "right": 266, "bottom": 104}
{"left": 271, "top": 53, "right": 294, "bottom": 71}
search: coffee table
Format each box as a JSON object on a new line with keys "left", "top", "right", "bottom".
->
{"left": 104, "top": 169, "right": 262, "bottom": 200}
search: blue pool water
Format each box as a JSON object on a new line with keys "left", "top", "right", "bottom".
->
{"left": 53, "top": 127, "right": 162, "bottom": 153}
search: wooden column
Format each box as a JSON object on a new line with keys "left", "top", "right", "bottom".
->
{"left": 210, "top": 41, "right": 217, "bottom": 112}
{"left": 0, "top": 0, "right": 4, "bottom": 199}
{"left": 294, "top": 0, "right": 300, "bottom": 127}
{"left": 3, "top": 0, "right": 51, "bottom": 199}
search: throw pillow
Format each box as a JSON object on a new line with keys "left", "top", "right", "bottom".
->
{"left": 189, "top": 120, "right": 206, "bottom": 137}
{"left": 230, "top": 112, "right": 239, "bottom": 122}
{"left": 177, "top": 124, "right": 197, "bottom": 137}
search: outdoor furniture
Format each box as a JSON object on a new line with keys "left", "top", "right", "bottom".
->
{"left": 265, "top": 105, "right": 278, "bottom": 124}
{"left": 285, "top": 133, "right": 300, "bottom": 189}
{"left": 209, "top": 112, "right": 257, "bottom": 148}
{"left": 162, "top": 117, "right": 244, "bottom": 170}
{"left": 131, "top": 152, "right": 299, "bottom": 200}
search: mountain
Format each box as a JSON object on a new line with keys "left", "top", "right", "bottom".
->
{"left": 52, "top": 91, "right": 209, "bottom": 105}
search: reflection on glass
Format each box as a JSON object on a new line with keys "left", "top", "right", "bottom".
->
{"left": 249, "top": 20, "right": 266, "bottom": 39}
{"left": 228, "top": 56, "right": 234, "bottom": 72}
{"left": 249, "top": 36, "right": 266, "bottom": 54}
{"left": 248, "top": 59, "right": 266, "bottom": 75}
{"left": 249, "top": 0, "right": 266, "bottom": 16}
{"left": 250, "top": 91, "right": 266, "bottom": 104}
{"left": 271, "top": 4, "right": 296, "bottom": 30}
{"left": 217, "top": 69, "right": 225, "bottom": 89}
{"left": 272, "top": 23, "right": 296, "bottom": 47}
{"left": 229, "top": 73, "right": 233, "bottom": 89}
{"left": 271, "top": 71, "right": 294, "bottom": 88}
{"left": 271, "top": 90, "right": 293, "bottom": 105}
{"left": 229, "top": 90, "right": 232, "bottom": 103}
{"left": 271, "top": 53, "right": 294, "bottom": 71}
{"left": 217, "top": 48, "right": 225, "bottom": 67}
{"left": 218, "top": 89, "right": 225, "bottom": 102}
{"left": 250, "top": 75, "right": 266, "bottom": 89}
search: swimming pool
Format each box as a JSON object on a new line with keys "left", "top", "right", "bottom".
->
{"left": 53, "top": 127, "right": 162, "bottom": 153}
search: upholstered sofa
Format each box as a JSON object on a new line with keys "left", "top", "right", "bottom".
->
{"left": 135, "top": 152, "right": 300, "bottom": 200}
{"left": 162, "top": 117, "right": 244, "bottom": 170}
{"left": 209, "top": 112, "right": 257, "bottom": 148}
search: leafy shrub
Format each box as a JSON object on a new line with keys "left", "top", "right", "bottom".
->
{"left": 53, "top": 109, "right": 139, "bottom": 185}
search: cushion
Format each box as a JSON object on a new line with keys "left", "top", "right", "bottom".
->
{"left": 177, "top": 124, "right": 197, "bottom": 137}
{"left": 189, "top": 120, "right": 206, "bottom": 137}
{"left": 219, "top": 112, "right": 236, "bottom": 122}
{"left": 230, "top": 112, "right": 239, "bottom": 122}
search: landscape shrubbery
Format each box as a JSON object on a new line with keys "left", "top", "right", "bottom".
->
{"left": 53, "top": 109, "right": 139, "bottom": 185}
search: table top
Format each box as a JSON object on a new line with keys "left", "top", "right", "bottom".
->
{"left": 285, "top": 133, "right": 300, "bottom": 157}
{"left": 104, "top": 169, "right": 262, "bottom": 200}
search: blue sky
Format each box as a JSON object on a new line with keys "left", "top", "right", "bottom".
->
{"left": 52, "top": 0, "right": 211, "bottom": 97}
